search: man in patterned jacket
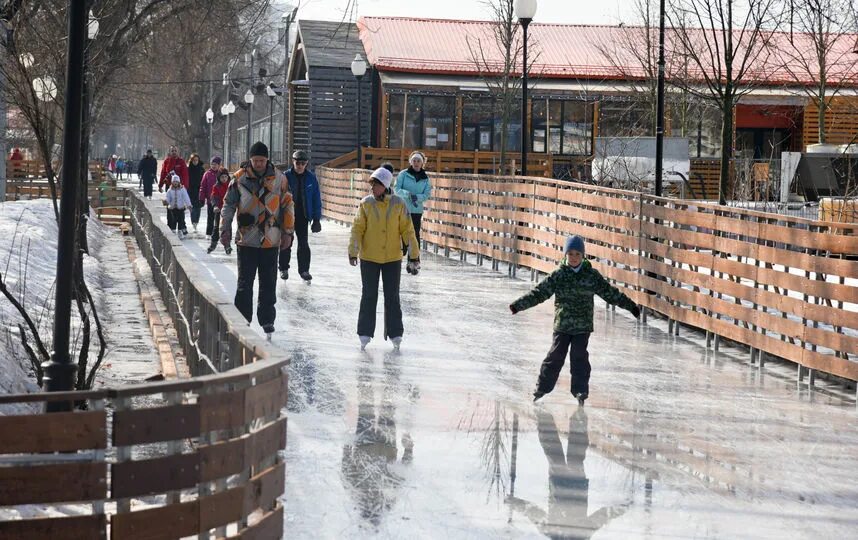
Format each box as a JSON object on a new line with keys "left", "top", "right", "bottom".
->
{"left": 221, "top": 142, "right": 294, "bottom": 336}
{"left": 510, "top": 235, "right": 640, "bottom": 405}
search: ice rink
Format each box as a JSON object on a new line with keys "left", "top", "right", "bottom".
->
{"left": 175, "top": 215, "right": 858, "bottom": 539}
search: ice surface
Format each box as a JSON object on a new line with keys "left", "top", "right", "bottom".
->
{"left": 159, "top": 203, "right": 858, "bottom": 539}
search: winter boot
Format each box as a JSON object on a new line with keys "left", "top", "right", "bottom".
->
{"left": 299, "top": 271, "right": 313, "bottom": 282}
{"left": 262, "top": 324, "right": 275, "bottom": 340}
{"left": 359, "top": 335, "right": 371, "bottom": 351}
{"left": 225, "top": 246, "right": 232, "bottom": 255}
{"left": 192, "top": 223, "right": 198, "bottom": 233}
{"left": 207, "top": 245, "right": 215, "bottom": 254}
{"left": 533, "top": 391, "right": 546, "bottom": 403}
{"left": 280, "top": 269, "right": 289, "bottom": 280}
{"left": 573, "top": 392, "right": 588, "bottom": 406}
{"left": 391, "top": 336, "right": 402, "bottom": 351}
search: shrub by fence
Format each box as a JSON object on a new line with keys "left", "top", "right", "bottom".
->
{"left": 318, "top": 166, "right": 858, "bottom": 386}
{"left": 0, "top": 191, "right": 289, "bottom": 539}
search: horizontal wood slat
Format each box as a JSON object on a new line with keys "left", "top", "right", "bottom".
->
{"left": 0, "top": 410, "right": 105, "bottom": 454}
{"left": 113, "top": 404, "right": 200, "bottom": 446}
{"left": 0, "top": 463, "right": 107, "bottom": 505}
{"left": 0, "top": 514, "right": 106, "bottom": 540}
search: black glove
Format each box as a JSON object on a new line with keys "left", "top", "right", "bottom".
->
{"left": 311, "top": 219, "right": 321, "bottom": 233}
{"left": 410, "top": 194, "right": 418, "bottom": 205}
{"left": 630, "top": 304, "right": 641, "bottom": 319}
{"left": 509, "top": 304, "right": 519, "bottom": 314}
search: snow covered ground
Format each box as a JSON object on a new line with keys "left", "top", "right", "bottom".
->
{"left": 153, "top": 200, "right": 858, "bottom": 539}
{"left": 0, "top": 199, "right": 160, "bottom": 414}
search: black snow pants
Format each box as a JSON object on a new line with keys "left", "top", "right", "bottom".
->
{"left": 208, "top": 212, "right": 221, "bottom": 251}
{"left": 357, "top": 260, "right": 402, "bottom": 339}
{"left": 234, "top": 246, "right": 278, "bottom": 327}
{"left": 142, "top": 176, "right": 155, "bottom": 197}
{"left": 536, "top": 332, "right": 592, "bottom": 396}
{"left": 402, "top": 213, "right": 422, "bottom": 254}
{"left": 167, "top": 208, "right": 187, "bottom": 233}
{"left": 279, "top": 213, "right": 310, "bottom": 274}
{"left": 205, "top": 202, "right": 215, "bottom": 235}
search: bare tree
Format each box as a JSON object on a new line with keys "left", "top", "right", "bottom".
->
{"left": 668, "top": 0, "right": 778, "bottom": 204}
{"left": 779, "top": 0, "right": 858, "bottom": 145}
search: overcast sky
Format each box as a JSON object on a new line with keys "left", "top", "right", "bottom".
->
{"left": 286, "top": 0, "right": 638, "bottom": 25}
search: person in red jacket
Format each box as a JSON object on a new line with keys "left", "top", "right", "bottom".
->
{"left": 158, "top": 145, "right": 189, "bottom": 191}
{"left": 206, "top": 169, "right": 233, "bottom": 254}
{"left": 198, "top": 155, "right": 223, "bottom": 237}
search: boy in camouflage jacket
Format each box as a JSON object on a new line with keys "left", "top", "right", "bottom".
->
{"left": 510, "top": 235, "right": 640, "bottom": 404}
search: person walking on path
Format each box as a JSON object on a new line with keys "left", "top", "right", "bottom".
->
{"left": 199, "top": 156, "right": 224, "bottom": 236}
{"left": 165, "top": 173, "right": 192, "bottom": 238}
{"left": 220, "top": 141, "right": 294, "bottom": 337}
{"left": 138, "top": 149, "right": 158, "bottom": 199}
{"left": 206, "top": 169, "right": 232, "bottom": 255}
{"left": 159, "top": 145, "right": 189, "bottom": 191}
{"left": 349, "top": 167, "right": 420, "bottom": 351}
{"left": 509, "top": 235, "right": 641, "bottom": 405}
{"left": 187, "top": 153, "right": 205, "bottom": 233}
{"left": 394, "top": 151, "right": 432, "bottom": 260}
{"left": 279, "top": 149, "right": 322, "bottom": 282}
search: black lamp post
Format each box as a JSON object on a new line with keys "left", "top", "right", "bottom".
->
{"left": 206, "top": 108, "right": 214, "bottom": 160}
{"left": 351, "top": 54, "right": 367, "bottom": 168}
{"left": 244, "top": 87, "right": 255, "bottom": 157}
{"left": 655, "top": 0, "right": 666, "bottom": 197}
{"left": 280, "top": 6, "right": 297, "bottom": 160}
{"left": 516, "top": 0, "right": 537, "bottom": 176}
{"left": 266, "top": 84, "right": 277, "bottom": 155}
{"left": 44, "top": 0, "right": 87, "bottom": 410}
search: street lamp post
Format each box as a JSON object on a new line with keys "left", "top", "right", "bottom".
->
{"left": 206, "top": 107, "right": 214, "bottom": 161}
{"left": 80, "top": 10, "right": 98, "bottom": 226}
{"left": 655, "top": 0, "right": 666, "bottom": 197}
{"left": 266, "top": 84, "right": 277, "bottom": 155}
{"left": 44, "top": 1, "right": 87, "bottom": 408}
{"left": 222, "top": 101, "right": 235, "bottom": 168}
{"left": 351, "top": 54, "right": 367, "bottom": 168}
{"left": 280, "top": 6, "right": 297, "bottom": 161}
{"left": 244, "top": 88, "right": 255, "bottom": 157}
{"left": 515, "top": 0, "right": 536, "bottom": 177}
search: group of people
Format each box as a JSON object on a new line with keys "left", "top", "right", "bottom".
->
{"left": 142, "top": 140, "right": 642, "bottom": 404}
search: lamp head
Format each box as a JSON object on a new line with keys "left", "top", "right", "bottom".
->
{"left": 244, "top": 89, "right": 255, "bottom": 104}
{"left": 515, "top": 0, "right": 537, "bottom": 21}
{"left": 351, "top": 54, "right": 367, "bottom": 78}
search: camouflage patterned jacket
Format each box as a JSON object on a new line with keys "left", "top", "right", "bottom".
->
{"left": 511, "top": 260, "right": 636, "bottom": 335}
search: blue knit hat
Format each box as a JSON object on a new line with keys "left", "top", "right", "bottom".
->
{"left": 564, "top": 235, "right": 585, "bottom": 255}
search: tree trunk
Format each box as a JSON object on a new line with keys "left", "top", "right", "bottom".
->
{"left": 818, "top": 96, "right": 826, "bottom": 145}
{"left": 719, "top": 96, "right": 733, "bottom": 205}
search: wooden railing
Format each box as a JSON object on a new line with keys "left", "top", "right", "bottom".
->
{"left": 4, "top": 178, "right": 129, "bottom": 226}
{"left": 5, "top": 159, "right": 105, "bottom": 183}
{"left": 319, "top": 166, "right": 858, "bottom": 385}
{"left": 0, "top": 191, "right": 290, "bottom": 539}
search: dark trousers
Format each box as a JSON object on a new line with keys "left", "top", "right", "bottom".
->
{"left": 190, "top": 203, "right": 202, "bottom": 225}
{"left": 403, "top": 213, "right": 423, "bottom": 255}
{"left": 235, "top": 246, "right": 278, "bottom": 327}
{"left": 205, "top": 202, "right": 215, "bottom": 235}
{"left": 208, "top": 213, "right": 221, "bottom": 251}
{"left": 142, "top": 177, "right": 154, "bottom": 197}
{"left": 536, "top": 332, "right": 591, "bottom": 396}
{"left": 357, "top": 260, "right": 402, "bottom": 339}
{"left": 279, "top": 214, "right": 310, "bottom": 273}
{"left": 167, "top": 208, "right": 187, "bottom": 233}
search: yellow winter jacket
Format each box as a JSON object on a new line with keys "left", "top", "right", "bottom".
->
{"left": 349, "top": 193, "right": 419, "bottom": 264}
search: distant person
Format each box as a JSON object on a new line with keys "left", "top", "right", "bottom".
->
{"left": 206, "top": 169, "right": 232, "bottom": 255}
{"left": 349, "top": 167, "right": 420, "bottom": 351}
{"left": 159, "top": 145, "right": 189, "bottom": 191}
{"left": 198, "top": 156, "right": 224, "bottom": 237}
{"left": 509, "top": 235, "right": 640, "bottom": 405}
{"left": 164, "top": 173, "right": 192, "bottom": 239}
{"left": 138, "top": 150, "right": 158, "bottom": 199}
{"left": 116, "top": 157, "right": 126, "bottom": 179}
{"left": 280, "top": 149, "right": 322, "bottom": 282}
{"left": 187, "top": 153, "right": 205, "bottom": 233}
{"left": 220, "top": 141, "right": 294, "bottom": 338}
{"left": 9, "top": 148, "right": 23, "bottom": 161}
{"left": 394, "top": 151, "right": 432, "bottom": 259}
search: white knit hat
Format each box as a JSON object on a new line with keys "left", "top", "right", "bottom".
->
{"left": 370, "top": 167, "right": 394, "bottom": 188}
{"left": 409, "top": 151, "right": 425, "bottom": 164}
{"left": 170, "top": 172, "right": 181, "bottom": 184}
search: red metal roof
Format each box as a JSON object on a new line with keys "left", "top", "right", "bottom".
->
{"left": 357, "top": 16, "right": 858, "bottom": 87}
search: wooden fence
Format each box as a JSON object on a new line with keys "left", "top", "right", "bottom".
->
{"left": 318, "top": 166, "right": 858, "bottom": 386}
{"left": 0, "top": 191, "right": 290, "bottom": 539}
{"left": 4, "top": 178, "right": 129, "bottom": 226}
{"left": 5, "top": 159, "right": 105, "bottom": 183}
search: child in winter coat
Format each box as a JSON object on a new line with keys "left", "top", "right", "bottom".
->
{"left": 349, "top": 167, "right": 420, "bottom": 351}
{"left": 207, "top": 169, "right": 232, "bottom": 254}
{"left": 164, "top": 173, "right": 192, "bottom": 238}
{"left": 510, "top": 235, "right": 641, "bottom": 405}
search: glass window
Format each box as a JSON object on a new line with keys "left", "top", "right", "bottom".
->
{"left": 548, "top": 100, "right": 563, "bottom": 154}
{"left": 405, "top": 95, "right": 422, "bottom": 148}
{"left": 598, "top": 101, "right": 652, "bottom": 138}
{"left": 531, "top": 99, "right": 548, "bottom": 153}
{"left": 462, "top": 97, "right": 494, "bottom": 151}
{"left": 562, "top": 101, "right": 593, "bottom": 155}
{"left": 387, "top": 94, "right": 405, "bottom": 148}
{"left": 422, "top": 96, "right": 455, "bottom": 150}
{"left": 494, "top": 100, "right": 522, "bottom": 152}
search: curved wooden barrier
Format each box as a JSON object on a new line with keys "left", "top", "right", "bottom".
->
{"left": 0, "top": 191, "right": 289, "bottom": 539}
{"left": 319, "top": 166, "right": 858, "bottom": 385}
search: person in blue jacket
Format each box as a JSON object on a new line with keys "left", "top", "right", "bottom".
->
{"left": 280, "top": 149, "right": 322, "bottom": 282}
{"left": 394, "top": 151, "right": 432, "bottom": 268}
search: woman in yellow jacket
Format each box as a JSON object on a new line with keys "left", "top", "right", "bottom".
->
{"left": 349, "top": 167, "right": 420, "bottom": 351}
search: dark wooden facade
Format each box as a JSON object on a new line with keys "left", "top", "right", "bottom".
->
{"left": 286, "top": 20, "right": 372, "bottom": 168}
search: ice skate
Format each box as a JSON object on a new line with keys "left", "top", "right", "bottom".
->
{"left": 192, "top": 223, "right": 198, "bottom": 233}
{"left": 573, "top": 392, "right": 588, "bottom": 406}
{"left": 263, "top": 324, "right": 275, "bottom": 340}
{"left": 533, "top": 391, "right": 546, "bottom": 403}
{"left": 299, "top": 271, "right": 313, "bottom": 283}
{"left": 207, "top": 245, "right": 216, "bottom": 254}
{"left": 359, "top": 335, "right": 371, "bottom": 351}
{"left": 280, "top": 269, "right": 289, "bottom": 280}
{"left": 177, "top": 230, "right": 185, "bottom": 240}
{"left": 225, "top": 246, "right": 232, "bottom": 255}
{"left": 391, "top": 336, "right": 402, "bottom": 351}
